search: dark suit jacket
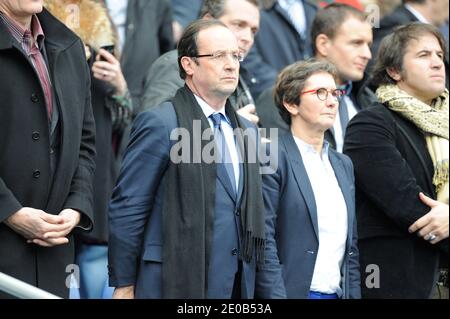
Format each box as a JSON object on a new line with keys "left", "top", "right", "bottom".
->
{"left": 108, "top": 101, "right": 259, "bottom": 298}
{"left": 0, "top": 9, "right": 95, "bottom": 297}
{"left": 344, "top": 102, "right": 448, "bottom": 298}
{"left": 256, "top": 133, "right": 361, "bottom": 299}
{"left": 242, "top": 0, "right": 317, "bottom": 98}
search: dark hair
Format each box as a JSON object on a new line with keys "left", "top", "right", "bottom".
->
{"left": 402, "top": 0, "right": 426, "bottom": 4}
{"left": 274, "top": 59, "right": 338, "bottom": 125}
{"left": 311, "top": 3, "right": 367, "bottom": 55}
{"left": 371, "top": 22, "right": 446, "bottom": 87}
{"left": 199, "top": 0, "right": 260, "bottom": 19}
{"left": 177, "top": 19, "right": 228, "bottom": 79}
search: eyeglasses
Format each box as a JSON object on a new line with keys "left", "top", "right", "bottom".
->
{"left": 192, "top": 50, "right": 244, "bottom": 63}
{"left": 301, "top": 88, "right": 345, "bottom": 101}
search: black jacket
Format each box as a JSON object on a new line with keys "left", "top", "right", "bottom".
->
{"left": 344, "top": 102, "right": 448, "bottom": 298}
{"left": 0, "top": 9, "right": 95, "bottom": 298}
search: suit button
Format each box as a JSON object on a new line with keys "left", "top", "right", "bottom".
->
{"left": 31, "top": 93, "right": 39, "bottom": 103}
{"left": 231, "top": 248, "right": 238, "bottom": 256}
{"left": 32, "top": 131, "right": 40, "bottom": 140}
{"left": 33, "top": 170, "right": 41, "bottom": 178}
{"left": 348, "top": 251, "right": 354, "bottom": 256}
{"left": 49, "top": 148, "right": 54, "bottom": 154}
{"left": 235, "top": 209, "right": 240, "bottom": 216}
{"left": 307, "top": 250, "right": 315, "bottom": 254}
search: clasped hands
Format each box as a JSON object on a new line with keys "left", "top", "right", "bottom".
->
{"left": 5, "top": 207, "right": 81, "bottom": 247}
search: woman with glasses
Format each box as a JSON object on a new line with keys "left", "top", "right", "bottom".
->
{"left": 255, "top": 59, "right": 361, "bottom": 299}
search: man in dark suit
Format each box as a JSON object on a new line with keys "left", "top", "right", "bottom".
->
{"left": 0, "top": 0, "right": 95, "bottom": 298}
{"left": 108, "top": 19, "right": 266, "bottom": 299}
{"left": 256, "top": 3, "right": 376, "bottom": 150}
{"left": 142, "top": 0, "right": 260, "bottom": 125}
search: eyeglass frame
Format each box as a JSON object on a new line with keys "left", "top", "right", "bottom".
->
{"left": 301, "top": 88, "right": 346, "bottom": 101}
{"left": 191, "top": 50, "right": 244, "bottom": 63}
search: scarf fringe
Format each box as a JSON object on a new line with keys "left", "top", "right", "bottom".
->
{"left": 242, "top": 231, "right": 266, "bottom": 265}
{"left": 434, "top": 159, "right": 449, "bottom": 193}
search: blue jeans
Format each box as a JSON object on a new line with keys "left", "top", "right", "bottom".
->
{"left": 70, "top": 244, "right": 114, "bottom": 299}
{"left": 308, "top": 291, "right": 339, "bottom": 299}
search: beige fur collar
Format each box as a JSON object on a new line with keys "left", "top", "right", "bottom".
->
{"left": 44, "top": 0, "right": 116, "bottom": 51}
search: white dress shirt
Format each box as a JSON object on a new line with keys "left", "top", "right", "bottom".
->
{"left": 194, "top": 95, "right": 240, "bottom": 190}
{"left": 293, "top": 136, "right": 348, "bottom": 295}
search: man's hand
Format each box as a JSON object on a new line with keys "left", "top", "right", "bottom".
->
{"left": 5, "top": 207, "right": 70, "bottom": 246}
{"left": 28, "top": 209, "right": 82, "bottom": 247}
{"left": 113, "top": 286, "right": 135, "bottom": 299}
{"left": 237, "top": 104, "right": 259, "bottom": 125}
{"left": 409, "top": 192, "right": 449, "bottom": 244}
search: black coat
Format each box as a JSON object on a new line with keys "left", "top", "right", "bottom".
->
{"left": 344, "top": 102, "right": 448, "bottom": 298}
{"left": 0, "top": 9, "right": 95, "bottom": 298}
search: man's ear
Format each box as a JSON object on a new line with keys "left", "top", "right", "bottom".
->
{"left": 180, "top": 56, "right": 195, "bottom": 76}
{"left": 283, "top": 101, "right": 300, "bottom": 116}
{"left": 386, "top": 67, "right": 402, "bottom": 81}
{"left": 315, "top": 34, "right": 331, "bottom": 58}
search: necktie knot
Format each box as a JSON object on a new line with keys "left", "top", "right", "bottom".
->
{"left": 210, "top": 113, "right": 223, "bottom": 129}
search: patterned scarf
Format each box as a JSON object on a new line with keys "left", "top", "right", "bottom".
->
{"left": 377, "top": 84, "right": 449, "bottom": 204}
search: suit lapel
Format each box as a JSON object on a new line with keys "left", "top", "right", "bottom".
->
{"left": 329, "top": 151, "right": 354, "bottom": 248}
{"left": 282, "top": 134, "right": 319, "bottom": 239}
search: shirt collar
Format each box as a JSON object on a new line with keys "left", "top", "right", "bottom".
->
{"left": 0, "top": 12, "right": 45, "bottom": 48}
{"left": 293, "top": 134, "right": 330, "bottom": 157}
{"left": 193, "top": 94, "right": 231, "bottom": 125}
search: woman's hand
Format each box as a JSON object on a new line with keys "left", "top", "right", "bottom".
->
{"left": 92, "top": 48, "right": 128, "bottom": 96}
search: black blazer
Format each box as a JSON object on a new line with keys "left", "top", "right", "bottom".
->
{"left": 0, "top": 9, "right": 95, "bottom": 297}
{"left": 344, "top": 102, "right": 448, "bottom": 298}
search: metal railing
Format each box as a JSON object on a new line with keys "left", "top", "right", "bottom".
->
{"left": 0, "top": 272, "right": 61, "bottom": 299}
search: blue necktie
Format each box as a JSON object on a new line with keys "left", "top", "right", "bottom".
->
{"left": 338, "top": 84, "right": 352, "bottom": 139}
{"left": 210, "top": 113, "right": 237, "bottom": 194}
{"left": 338, "top": 95, "right": 349, "bottom": 139}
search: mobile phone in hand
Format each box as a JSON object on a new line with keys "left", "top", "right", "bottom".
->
{"left": 100, "top": 45, "right": 115, "bottom": 61}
